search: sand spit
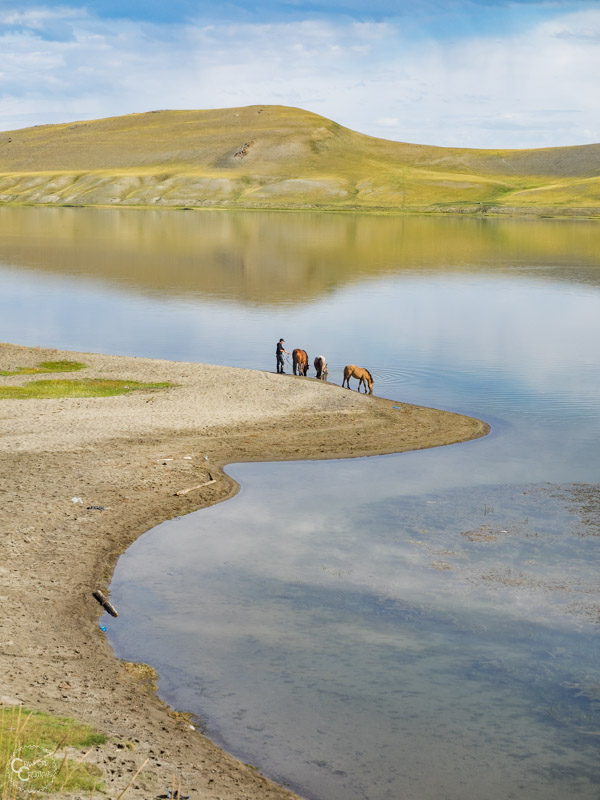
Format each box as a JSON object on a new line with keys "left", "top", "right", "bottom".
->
{"left": 0, "top": 342, "right": 489, "bottom": 799}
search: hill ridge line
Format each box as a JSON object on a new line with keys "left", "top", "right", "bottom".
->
{"left": 1, "top": 105, "right": 599, "bottom": 216}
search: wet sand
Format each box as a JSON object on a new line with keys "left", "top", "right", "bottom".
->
{"left": 0, "top": 342, "right": 489, "bottom": 799}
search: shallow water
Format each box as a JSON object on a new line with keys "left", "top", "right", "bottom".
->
{"left": 108, "top": 475, "right": 600, "bottom": 800}
{"left": 1, "top": 207, "right": 599, "bottom": 799}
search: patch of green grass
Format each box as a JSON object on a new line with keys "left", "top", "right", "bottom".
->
{"left": 0, "top": 367, "right": 39, "bottom": 376}
{"left": 37, "top": 360, "right": 87, "bottom": 372}
{"left": 1, "top": 704, "right": 106, "bottom": 797}
{"left": 0, "top": 359, "right": 87, "bottom": 377}
{"left": 0, "top": 378, "right": 171, "bottom": 399}
{"left": 7, "top": 709, "right": 107, "bottom": 750}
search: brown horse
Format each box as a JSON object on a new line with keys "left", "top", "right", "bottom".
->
{"left": 314, "top": 355, "right": 328, "bottom": 380}
{"left": 342, "top": 364, "right": 373, "bottom": 394}
{"left": 293, "top": 348, "right": 309, "bottom": 376}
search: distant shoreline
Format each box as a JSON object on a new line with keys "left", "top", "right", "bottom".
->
{"left": 2, "top": 199, "right": 600, "bottom": 219}
{"left": 0, "top": 342, "right": 488, "bottom": 800}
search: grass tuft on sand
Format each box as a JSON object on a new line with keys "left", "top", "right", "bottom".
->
{"left": 0, "top": 704, "right": 105, "bottom": 797}
{"left": 120, "top": 661, "right": 158, "bottom": 692}
{"left": 0, "top": 360, "right": 87, "bottom": 377}
{"left": 0, "top": 379, "right": 171, "bottom": 400}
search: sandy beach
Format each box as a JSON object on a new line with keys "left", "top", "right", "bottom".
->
{"left": 0, "top": 342, "right": 490, "bottom": 799}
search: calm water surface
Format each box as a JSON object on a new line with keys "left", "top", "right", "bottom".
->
{"left": 1, "top": 207, "right": 599, "bottom": 799}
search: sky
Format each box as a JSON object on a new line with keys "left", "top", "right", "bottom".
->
{"left": 1, "top": 0, "right": 600, "bottom": 149}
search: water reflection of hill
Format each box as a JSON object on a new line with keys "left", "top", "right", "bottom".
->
{"left": 1, "top": 207, "right": 599, "bottom": 305}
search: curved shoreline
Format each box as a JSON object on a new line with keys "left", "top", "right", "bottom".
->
{"left": 0, "top": 343, "right": 489, "bottom": 799}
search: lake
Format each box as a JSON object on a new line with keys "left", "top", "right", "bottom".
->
{"left": 1, "top": 206, "right": 599, "bottom": 799}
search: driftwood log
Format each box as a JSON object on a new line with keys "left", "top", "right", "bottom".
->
{"left": 174, "top": 477, "right": 216, "bottom": 496}
{"left": 93, "top": 589, "right": 119, "bottom": 617}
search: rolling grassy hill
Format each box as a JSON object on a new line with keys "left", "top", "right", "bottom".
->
{"left": 1, "top": 105, "right": 599, "bottom": 215}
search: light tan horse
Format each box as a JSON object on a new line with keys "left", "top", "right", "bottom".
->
{"left": 342, "top": 364, "right": 373, "bottom": 394}
{"left": 314, "top": 355, "right": 328, "bottom": 380}
{"left": 293, "top": 348, "right": 309, "bottom": 376}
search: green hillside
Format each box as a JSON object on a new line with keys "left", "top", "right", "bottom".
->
{"left": 1, "top": 105, "right": 599, "bottom": 215}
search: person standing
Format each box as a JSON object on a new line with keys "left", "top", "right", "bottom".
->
{"left": 276, "top": 338, "right": 289, "bottom": 373}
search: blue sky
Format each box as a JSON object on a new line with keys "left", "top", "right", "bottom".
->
{"left": 1, "top": 0, "right": 599, "bottom": 148}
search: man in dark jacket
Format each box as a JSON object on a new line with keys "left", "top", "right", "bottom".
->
{"left": 276, "top": 338, "right": 289, "bottom": 373}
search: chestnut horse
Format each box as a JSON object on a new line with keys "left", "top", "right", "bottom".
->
{"left": 293, "top": 348, "right": 309, "bottom": 376}
{"left": 314, "top": 355, "right": 328, "bottom": 380}
{"left": 342, "top": 364, "right": 373, "bottom": 394}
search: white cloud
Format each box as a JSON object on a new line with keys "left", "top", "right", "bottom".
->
{"left": 539, "top": 7, "right": 600, "bottom": 39}
{"left": 0, "top": 6, "right": 599, "bottom": 148}
{"left": 0, "top": 7, "right": 84, "bottom": 27}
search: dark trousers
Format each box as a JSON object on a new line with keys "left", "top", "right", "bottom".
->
{"left": 277, "top": 354, "right": 284, "bottom": 373}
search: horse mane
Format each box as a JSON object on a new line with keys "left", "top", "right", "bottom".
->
{"left": 365, "top": 368, "right": 373, "bottom": 383}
